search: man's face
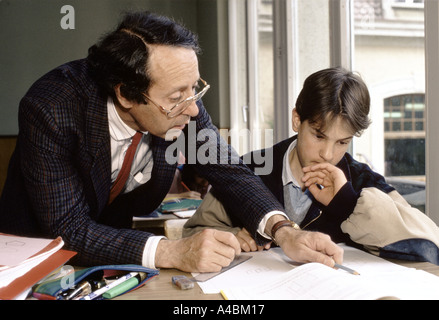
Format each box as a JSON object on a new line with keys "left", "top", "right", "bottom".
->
{"left": 292, "top": 109, "right": 354, "bottom": 168}
{"left": 115, "top": 45, "right": 200, "bottom": 139}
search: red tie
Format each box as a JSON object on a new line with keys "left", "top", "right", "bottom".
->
{"left": 108, "top": 132, "right": 143, "bottom": 204}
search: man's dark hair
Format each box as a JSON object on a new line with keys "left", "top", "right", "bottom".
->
{"left": 87, "top": 11, "right": 201, "bottom": 103}
{"left": 295, "top": 67, "right": 371, "bottom": 136}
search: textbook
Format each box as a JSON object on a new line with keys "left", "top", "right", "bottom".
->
{"left": 0, "top": 234, "right": 76, "bottom": 300}
{"left": 194, "top": 245, "right": 439, "bottom": 300}
{"left": 221, "top": 261, "right": 439, "bottom": 300}
{"left": 159, "top": 199, "right": 202, "bottom": 214}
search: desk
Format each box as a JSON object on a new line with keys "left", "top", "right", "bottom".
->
{"left": 114, "top": 268, "right": 222, "bottom": 300}
{"left": 132, "top": 214, "right": 189, "bottom": 240}
{"left": 114, "top": 259, "right": 439, "bottom": 300}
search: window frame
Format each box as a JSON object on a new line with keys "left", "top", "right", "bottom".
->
{"left": 425, "top": 0, "right": 439, "bottom": 223}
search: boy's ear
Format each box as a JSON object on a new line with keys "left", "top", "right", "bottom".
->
{"left": 114, "top": 84, "right": 135, "bottom": 110}
{"left": 292, "top": 108, "right": 301, "bottom": 132}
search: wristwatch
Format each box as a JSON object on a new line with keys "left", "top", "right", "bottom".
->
{"left": 270, "top": 220, "right": 300, "bottom": 244}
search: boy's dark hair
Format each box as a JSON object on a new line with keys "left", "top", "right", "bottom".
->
{"left": 87, "top": 11, "right": 200, "bottom": 104}
{"left": 295, "top": 67, "right": 371, "bottom": 136}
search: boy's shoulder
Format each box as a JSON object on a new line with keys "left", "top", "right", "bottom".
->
{"left": 342, "top": 153, "right": 394, "bottom": 193}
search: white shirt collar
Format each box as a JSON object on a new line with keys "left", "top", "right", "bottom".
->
{"left": 282, "top": 139, "right": 301, "bottom": 188}
{"left": 107, "top": 97, "right": 148, "bottom": 140}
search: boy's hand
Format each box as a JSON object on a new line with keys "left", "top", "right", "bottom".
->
{"left": 302, "top": 163, "right": 347, "bottom": 206}
{"left": 236, "top": 228, "right": 271, "bottom": 252}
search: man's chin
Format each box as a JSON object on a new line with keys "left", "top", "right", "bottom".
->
{"left": 164, "top": 127, "right": 184, "bottom": 141}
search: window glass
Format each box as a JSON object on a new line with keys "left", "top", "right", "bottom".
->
{"left": 253, "top": 0, "right": 331, "bottom": 147}
{"left": 258, "top": 0, "right": 275, "bottom": 134}
{"left": 353, "top": 0, "right": 425, "bottom": 212}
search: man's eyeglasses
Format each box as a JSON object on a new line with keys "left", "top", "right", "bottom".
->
{"left": 142, "top": 78, "right": 210, "bottom": 118}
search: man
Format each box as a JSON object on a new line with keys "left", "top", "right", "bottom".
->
{"left": 184, "top": 67, "right": 439, "bottom": 265}
{"left": 0, "top": 11, "right": 342, "bottom": 271}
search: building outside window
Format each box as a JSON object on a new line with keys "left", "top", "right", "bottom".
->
{"left": 353, "top": 0, "right": 425, "bottom": 211}
{"left": 384, "top": 93, "right": 425, "bottom": 177}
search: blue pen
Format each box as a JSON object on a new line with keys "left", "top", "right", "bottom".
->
{"left": 79, "top": 272, "right": 138, "bottom": 300}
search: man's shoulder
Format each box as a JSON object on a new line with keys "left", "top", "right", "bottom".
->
{"left": 26, "top": 59, "right": 94, "bottom": 97}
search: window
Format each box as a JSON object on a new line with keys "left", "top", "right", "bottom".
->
{"left": 384, "top": 94, "right": 425, "bottom": 179}
{"left": 391, "top": 0, "right": 424, "bottom": 6}
{"left": 228, "top": 0, "right": 331, "bottom": 154}
{"left": 384, "top": 94, "right": 425, "bottom": 135}
{"left": 352, "top": 0, "right": 426, "bottom": 212}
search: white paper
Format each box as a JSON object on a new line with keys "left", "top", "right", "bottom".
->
{"left": 172, "top": 209, "right": 196, "bottom": 218}
{"left": 193, "top": 249, "right": 296, "bottom": 294}
{"left": 218, "top": 245, "right": 439, "bottom": 300}
{"left": 0, "top": 235, "right": 54, "bottom": 267}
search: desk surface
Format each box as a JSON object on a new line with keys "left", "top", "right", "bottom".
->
{"left": 114, "top": 268, "right": 222, "bottom": 300}
{"left": 114, "top": 259, "right": 439, "bottom": 300}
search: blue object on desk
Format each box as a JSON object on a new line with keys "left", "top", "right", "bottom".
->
{"left": 133, "top": 210, "right": 161, "bottom": 218}
{"left": 160, "top": 199, "right": 202, "bottom": 213}
{"left": 32, "top": 264, "right": 159, "bottom": 300}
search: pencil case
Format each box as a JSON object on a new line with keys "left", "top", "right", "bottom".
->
{"left": 32, "top": 264, "right": 159, "bottom": 300}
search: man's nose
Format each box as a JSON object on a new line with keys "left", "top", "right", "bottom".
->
{"left": 183, "top": 99, "right": 199, "bottom": 118}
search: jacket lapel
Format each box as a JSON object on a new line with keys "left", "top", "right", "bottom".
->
{"left": 84, "top": 89, "right": 112, "bottom": 215}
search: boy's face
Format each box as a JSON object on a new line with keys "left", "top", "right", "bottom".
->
{"left": 292, "top": 109, "right": 354, "bottom": 168}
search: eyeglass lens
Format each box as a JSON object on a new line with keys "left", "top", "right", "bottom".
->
{"left": 168, "top": 86, "right": 208, "bottom": 117}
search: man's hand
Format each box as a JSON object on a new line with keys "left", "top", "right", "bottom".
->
{"left": 236, "top": 228, "right": 271, "bottom": 252}
{"left": 155, "top": 229, "right": 241, "bottom": 273}
{"left": 275, "top": 226, "right": 343, "bottom": 267}
{"left": 265, "top": 215, "right": 343, "bottom": 268}
{"left": 302, "top": 163, "right": 347, "bottom": 206}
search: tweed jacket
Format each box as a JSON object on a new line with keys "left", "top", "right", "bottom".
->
{"left": 184, "top": 136, "right": 439, "bottom": 265}
{"left": 0, "top": 59, "right": 284, "bottom": 266}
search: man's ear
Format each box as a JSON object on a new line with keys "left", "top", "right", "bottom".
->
{"left": 292, "top": 108, "right": 301, "bottom": 132}
{"left": 114, "top": 84, "right": 135, "bottom": 110}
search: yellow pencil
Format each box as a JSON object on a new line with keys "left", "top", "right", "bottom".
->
{"left": 334, "top": 263, "right": 360, "bottom": 275}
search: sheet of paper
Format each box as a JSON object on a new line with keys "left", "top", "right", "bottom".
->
{"left": 172, "top": 209, "right": 196, "bottom": 218}
{"left": 222, "top": 261, "right": 439, "bottom": 300}
{"left": 0, "top": 235, "right": 54, "bottom": 267}
{"left": 193, "top": 249, "right": 295, "bottom": 294}
{"left": 221, "top": 262, "right": 394, "bottom": 300}
{"left": 196, "top": 244, "right": 439, "bottom": 299}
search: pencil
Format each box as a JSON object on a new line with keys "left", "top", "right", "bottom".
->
{"left": 181, "top": 181, "right": 191, "bottom": 192}
{"left": 334, "top": 263, "right": 360, "bottom": 275}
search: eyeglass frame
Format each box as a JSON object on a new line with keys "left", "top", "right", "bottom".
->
{"left": 141, "top": 78, "right": 210, "bottom": 118}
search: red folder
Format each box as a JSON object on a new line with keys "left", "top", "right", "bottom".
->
{"left": 0, "top": 234, "right": 77, "bottom": 300}
{"left": 0, "top": 248, "right": 76, "bottom": 300}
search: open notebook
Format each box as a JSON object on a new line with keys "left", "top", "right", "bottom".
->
{"left": 194, "top": 245, "right": 439, "bottom": 300}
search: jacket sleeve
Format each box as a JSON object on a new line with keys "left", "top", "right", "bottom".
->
{"left": 341, "top": 187, "right": 439, "bottom": 264}
{"left": 183, "top": 191, "right": 242, "bottom": 237}
{"left": 186, "top": 102, "right": 285, "bottom": 244}
{"left": 18, "top": 88, "right": 150, "bottom": 267}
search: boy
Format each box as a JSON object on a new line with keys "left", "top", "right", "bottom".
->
{"left": 184, "top": 67, "right": 439, "bottom": 265}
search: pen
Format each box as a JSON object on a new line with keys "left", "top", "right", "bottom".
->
{"left": 63, "top": 271, "right": 106, "bottom": 300}
{"left": 334, "top": 263, "right": 360, "bottom": 275}
{"left": 181, "top": 181, "right": 191, "bottom": 192}
{"left": 79, "top": 272, "right": 139, "bottom": 300}
{"left": 65, "top": 280, "right": 92, "bottom": 300}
